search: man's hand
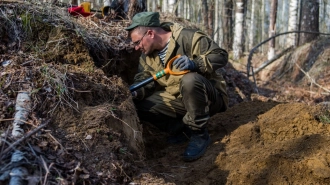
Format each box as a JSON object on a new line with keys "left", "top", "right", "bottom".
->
{"left": 173, "top": 55, "right": 196, "bottom": 71}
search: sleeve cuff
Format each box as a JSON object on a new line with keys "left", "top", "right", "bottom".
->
{"left": 193, "top": 56, "right": 205, "bottom": 73}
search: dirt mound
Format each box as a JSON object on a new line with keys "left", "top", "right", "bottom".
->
{"left": 215, "top": 103, "right": 330, "bottom": 185}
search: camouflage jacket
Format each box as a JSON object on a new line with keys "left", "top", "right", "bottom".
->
{"left": 133, "top": 23, "right": 229, "bottom": 109}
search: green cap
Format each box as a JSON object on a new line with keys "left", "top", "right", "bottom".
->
{"left": 125, "top": 12, "right": 160, "bottom": 31}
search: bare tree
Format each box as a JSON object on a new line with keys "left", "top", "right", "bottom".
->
{"left": 233, "top": 0, "right": 244, "bottom": 60}
{"left": 287, "top": 0, "right": 299, "bottom": 47}
{"left": 222, "top": 0, "right": 233, "bottom": 51}
{"left": 248, "top": 0, "right": 256, "bottom": 51}
{"left": 267, "top": 0, "right": 278, "bottom": 60}
{"left": 185, "top": 0, "right": 191, "bottom": 20}
{"left": 162, "top": 0, "right": 167, "bottom": 12}
{"left": 298, "top": 0, "right": 319, "bottom": 45}
{"left": 178, "top": 0, "right": 184, "bottom": 17}
{"left": 208, "top": 0, "right": 214, "bottom": 37}
{"left": 148, "top": 0, "right": 159, "bottom": 11}
{"left": 278, "top": 0, "right": 289, "bottom": 48}
{"left": 169, "top": 0, "right": 177, "bottom": 14}
{"left": 202, "top": 0, "right": 209, "bottom": 34}
{"left": 261, "top": 0, "right": 270, "bottom": 53}
{"left": 214, "top": 0, "right": 220, "bottom": 44}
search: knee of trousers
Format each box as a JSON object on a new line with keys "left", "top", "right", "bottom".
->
{"left": 180, "top": 73, "right": 204, "bottom": 94}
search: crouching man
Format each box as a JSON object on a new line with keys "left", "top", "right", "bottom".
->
{"left": 126, "top": 12, "right": 228, "bottom": 161}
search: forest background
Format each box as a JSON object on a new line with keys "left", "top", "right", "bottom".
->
{"left": 58, "top": 0, "right": 329, "bottom": 63}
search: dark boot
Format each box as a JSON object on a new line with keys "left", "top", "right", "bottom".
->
{"left": 182, "top": 129, "right": 211, "bottom": 161}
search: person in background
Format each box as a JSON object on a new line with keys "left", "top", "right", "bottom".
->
{"left": 126, "top": 12, "right": 228, "bottom": 161}
{"left": 102, "top": 0, "right": 146, "bottom": 19}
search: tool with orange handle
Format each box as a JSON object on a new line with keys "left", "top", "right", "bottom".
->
{"left": 129, "top": 55, "right": 189, "bottom": 92}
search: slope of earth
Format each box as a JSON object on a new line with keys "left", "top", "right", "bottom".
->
{"left": 246, "top": 37, "right": 330, "bottom": 104}
{"left": 0, "top": 3, "right": 144, "bottom": 184}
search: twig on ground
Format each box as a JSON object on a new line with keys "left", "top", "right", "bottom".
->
{"left": 0, "top": 126, "right": 11, "bottom": 161}
{"left": 47, "top": 133, "right": 66, "bottom": 152}
{"left": 158, "top": 172, "right": 175, "bottom": 178}
{"left": 114, "top": 163, "right": 131, "bottom": 181}
{"left": 79, "top": 138, "right": 90, "bottom": 151}
{"left": 1, "top": 120, "right": 50, "bottom": 159}
{"left": 0, "top": 118, "right": 14, "bottom": 122}
{"left": 295, "top": 63, "right": 330, "bottom": 93}
{"left": 68, "top": 87, "right": 92, "bottom": 93}
{"left": 41, "top": 155, "right": 54, "bottom": 185}
{"left": 109, "top": 110, "right": 141, "bottom": 140}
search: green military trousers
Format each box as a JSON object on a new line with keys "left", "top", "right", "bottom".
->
{"left": 135, "top": 72, "right": 225, "bottom": 133}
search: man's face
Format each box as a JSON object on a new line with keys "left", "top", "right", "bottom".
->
{"left": 130, "top": 29, "right": 153, "bottom": 55}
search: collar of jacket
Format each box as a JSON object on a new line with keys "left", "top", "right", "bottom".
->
{"left": 162, "top": 23, "right": 183, "bottom": 67}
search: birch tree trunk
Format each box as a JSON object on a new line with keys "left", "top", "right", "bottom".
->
{"left": 178, "top": 0, "right": 184, "bottom": 17}
{"left": 249, "top": 0, "right": 255, "bottom": 50}
{"left": 298, "top": 0, "right": 319, "bottom": 45}
{"left": 202, "top": 0, "right": 209, "bottom": 33}
{"left": 222, "top": 0, "right": 233, "bottom": 51}
{"left": 287, "top": 0, "right": 299, "bottom": 47}
{"left": 185, "top": 0, "right": 190, "bottom": 20}
{"left": 261, "top": 0, "right": 270, "bottom": 53}
{"left": 208, "top": 0, "right": 214, "bottom": 37}
{"left": 168, "top": 0, "right": 176, "bottom": 14}
{"left": 261, "top": 0, "right": 265, "bottom": 53}
{"left": 196, "top": 1, "right": 202, "bottom": 24}
{"left": 319, "top": 0, "right": 328, "bottom": 32}
{"left": 233, "top": 0, "right": 244, "bottom": 60}
{"left": 12, "top": 92, "right": 31, "bottom": 137}
{"left": 279, "top": 0, "right": 289, "bottom": 48}
{"left": 254, "top": 0, "right": 263, "bottom": 51}
{"left": 162, "top": 0, "right": 167, "bottom": 12}
{"left": 156, "top": 0, "right": 161, "bottom": 11}
{"left": 149, "top": 0, "right": 157, "bottom": 11}
{"left": 214, "top": 0, "right": 219, "bottom": 43}
{"left": 268, "top": 0, "right": 278, "bottom": 60}
{"left": 10, "top": 92, "right": 31, "bottom": 184}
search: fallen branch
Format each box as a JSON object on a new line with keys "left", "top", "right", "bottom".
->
{"left": 247, "top": 30, "right": 330, "bottom": 77}
{"left": 254, "top": 46, "right": 293, "bottom": 74}
{"left": 9, "top": 150, "right": 28, "bottom": 185}
{"left": 0, "top": 0, "right": 26, "bottom": 3}
{"left": 12, "top": 92, "right": 31, "bottom": 137}
{"left": 41, "top": 155, "right": 54, "bottom": 185}
{"left": 0, "top": 118, "right": 14, "bottom": 122}
{"left": 68, "top": 87, "right": 92, "bottom": 93}
{"left": 47, "top": 133, "right": 66, "bottom": 152}
{"left": 295, "top": 63, "right": 330, "bottom": 93}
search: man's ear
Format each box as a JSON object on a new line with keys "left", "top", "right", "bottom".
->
{"left": 148, "top": 30, "right": 154, "bottom": 39}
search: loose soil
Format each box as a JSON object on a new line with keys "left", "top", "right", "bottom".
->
{"left": 1, "top": 2, "right": 330, "bottom": 185}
